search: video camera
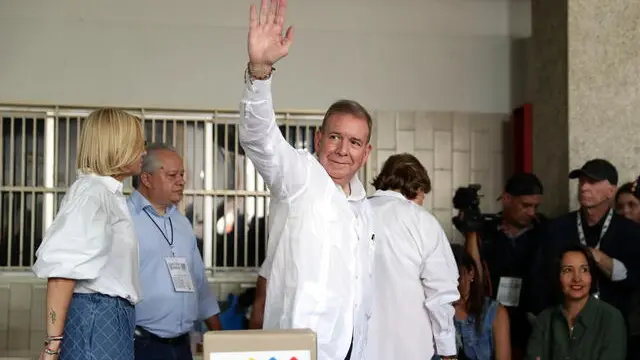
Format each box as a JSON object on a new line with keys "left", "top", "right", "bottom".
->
{"left": 452, "top": 184, "right": 498, "bottom": 233}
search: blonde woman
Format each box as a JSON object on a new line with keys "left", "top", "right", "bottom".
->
{"left": 32, "top": 109, "right": 146, "bottom": 360}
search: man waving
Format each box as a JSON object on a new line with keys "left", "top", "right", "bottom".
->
{"left": 240, "top": 1, "right": 376, "bottom": 360}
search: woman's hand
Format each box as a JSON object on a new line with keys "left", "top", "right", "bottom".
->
{"left": 39, "top": 348, "right": 60, "bottom": 360}
{"left": 39, "top": 340, "right": 61, "bottom": 360}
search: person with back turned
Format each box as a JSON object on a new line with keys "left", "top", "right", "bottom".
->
{"left": 239, "top": 1, "right": 376, "bottom": 359}
{"left": 366, "top": 153, "right": 460, "bottom": 360}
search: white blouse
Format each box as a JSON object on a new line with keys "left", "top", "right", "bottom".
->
{"left": 366, "top": 190, "right": 460, "bottom": 360}
{"left": 32, "top": 172, "right": 142, "bottom": 305}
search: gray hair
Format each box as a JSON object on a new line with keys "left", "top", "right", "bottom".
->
{"left": 142, "top": 142, "right": 178, "bottom": 174}
{"left": 133, "top": 142, "right": 178, "bottom": 189}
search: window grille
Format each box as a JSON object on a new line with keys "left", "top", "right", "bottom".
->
{"left": 0, "top": 105, "right": 373, "bottom": 274}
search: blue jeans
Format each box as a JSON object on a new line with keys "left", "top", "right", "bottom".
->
{"left": 60, "top": 293, "right": 135, "bottom": 360}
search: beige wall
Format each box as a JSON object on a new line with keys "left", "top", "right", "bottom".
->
{"left": 0, "top": 0, "right": 524, "bottom": 113}
{"left": 371, "top": 111, "right": 510, "bottom": 242}
{"left": 531, "top": 0, "right": 640, "bottom": 215}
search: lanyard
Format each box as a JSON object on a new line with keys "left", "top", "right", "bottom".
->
{"left": 576, "top": 208, "right": 613, "bottom": 249}
{"left": 143, "top": 208, "right": 174, "bottom": 247}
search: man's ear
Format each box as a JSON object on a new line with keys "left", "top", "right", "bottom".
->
{"left": 140, "top": 172, "right": 153, "bottom": 188}
{"left": 361, "top": 142, "right": 372, "bottom": 165}
{"left": 314, "top": 128, "right": 323, "bottom": 152}
{"left": 502, "top": 192, "right": 512, "bottom": 206}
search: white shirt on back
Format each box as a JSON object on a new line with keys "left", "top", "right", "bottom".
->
{"left": 366, "top": 190, "right": 460, "bottom": 360}
{"left": 240, "top": 79, "right": 376, "bottom": 360}
{"left": 32, "top": 172, "right": 142, "bottom": 305}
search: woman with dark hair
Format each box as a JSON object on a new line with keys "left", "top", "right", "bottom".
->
{"left": 613, "top": 179, "right": 640, "bottom": 360}
{"left": 615, "top": 178, "right": 640, "bottom": 223}
{"left": 449, "top": 244, "right": 511, "bottom": 360}
{"left": 526, "top": 245, "right": 626, "bottom": 360}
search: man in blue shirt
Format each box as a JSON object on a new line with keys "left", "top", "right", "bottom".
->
{"left": 128, "top": 142, "right": 221, "bottom": 360}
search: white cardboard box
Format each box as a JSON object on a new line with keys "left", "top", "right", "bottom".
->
{"left": 203, "top": 329, "right": 316, "bottom": 360}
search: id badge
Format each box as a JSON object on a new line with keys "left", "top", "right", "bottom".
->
{"left": 165, "top": 257, "right": 195, "bottom": 293}
{"left": 496, "top": 276, "right": 522, "bottom": 307}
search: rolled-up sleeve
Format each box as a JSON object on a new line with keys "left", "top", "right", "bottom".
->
{"left": 192, "top": 240, "right": 220, "bottom": 319}
{"left": 32, "top": 194, "right": 110, "bottom": 280}
{"left": 611, "top": 258, "right": 628, "bottom": 281}
{"left": 418, "top": 212, "right": 460, "bottom": 356}
{"left": 239, "top": 79, "right": 308, "bottom": 200}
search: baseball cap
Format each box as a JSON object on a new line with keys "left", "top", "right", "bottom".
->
{"left": 501, "top": 172, "right": 544, "bottom": 198}
{"left": 568, "top": 158, "right": 618, "bottom": 185}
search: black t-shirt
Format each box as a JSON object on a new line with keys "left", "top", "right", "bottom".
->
{"left": 581, "top": 210, "right": 608, "bottom": 247}
{"left": 478, "top": 216, "right": 548, "bottom": 348}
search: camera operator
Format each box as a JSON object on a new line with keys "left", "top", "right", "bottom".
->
{"left": 453, "top": 173, "right": 546, "bottom": 360}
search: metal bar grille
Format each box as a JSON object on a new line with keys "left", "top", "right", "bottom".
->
{"left": 0, "top": 106, "right": 375, "bottom": 276}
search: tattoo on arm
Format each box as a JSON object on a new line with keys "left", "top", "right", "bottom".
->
{"left": 48, "top": 308, "right": 57, "bottom": 325}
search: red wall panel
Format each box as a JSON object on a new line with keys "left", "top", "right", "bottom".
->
{"left": 512, "top": 103, "right": 533, "bottom": 173}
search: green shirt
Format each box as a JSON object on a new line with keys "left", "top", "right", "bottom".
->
{"left": 526, "top": 296, "right": 626, "bottom": 360}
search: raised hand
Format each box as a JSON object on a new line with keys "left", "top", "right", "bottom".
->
{"left": 248, "top": 0, "right": 294, "bottom": 68}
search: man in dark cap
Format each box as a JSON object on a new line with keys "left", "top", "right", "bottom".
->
{"left": 460, "top": 172, "right": 547, "bottom": 359}
{"left": 543, "top": 159, "right": 640, "bottom": 331}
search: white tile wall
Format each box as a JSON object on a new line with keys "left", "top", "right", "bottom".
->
{"left": 0, "top": 273, "right": 255, "bottom": 358}
{"left": 370, "top": 111, "right": 509, "bottom": 243}
{"left": 0, "top": 110, "right": 508, "bottom": 356}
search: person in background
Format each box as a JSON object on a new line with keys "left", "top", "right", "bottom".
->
{"left": 446, "top": 244, "right": 511, "bottom": 360}
{"left": 249, "top": 199, "right": 283, "bottom": 330}
{"left": 526, "top": 245, "right": 626, "bottom": 360}
{"left": 248, "top": 273, "right": 267, "bottom": 329}
{"left": 542, "top": 159, "right": 640, "bottom": 331}
{"left": 366, "top": 153, "right": 460, "bottom": 360}
{"left": 128, "top": 143, "right": 221, "bottom": 360}
{"left": 460, "top": 172, "right": 546, "bottom": 359}
{"left": 32, "top": 109, "right": 146, "bottom": 360}
{"left": 240, "top": 0, "right": 376, "bottom": 359}
{"left": 614, "top": 177, "right": 640, "bottom": 360}
{"left": 615, "top": 178, "right": 640, "bottom": 223}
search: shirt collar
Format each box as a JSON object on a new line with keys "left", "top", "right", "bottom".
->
{"left": 554, "top": 295, "right": 598, "bottom": 328}
{"left": 579, "top": 208, "right": 610, "bottom": 229}
{"left": 129, "top": 189, "right": 177, "bottom": 216}
{"left": 370, "top": 189, "right": 408, "bottom": 201}
{"left": 312, "top": 153, "right": 367, "bottom": 202}
{"left": 77, "top": 170, "right": 123, "bottom": 194}
{"left": 344, "top": 174, "right": 367, "bottom": 202}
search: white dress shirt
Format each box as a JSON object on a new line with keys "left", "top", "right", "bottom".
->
{"left": 32, "top": 172, "right": 142, "bottom": 305}
{"left": 240, "top": 78, "right": 376, "bottom": 360}
{"left": 366, "top": 190, "right": 460, "bottom": 360}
